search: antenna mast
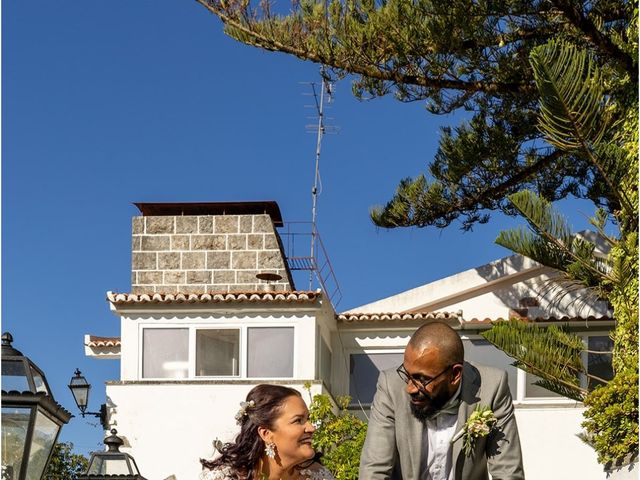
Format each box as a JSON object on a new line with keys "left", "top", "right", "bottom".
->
{"left": 308, "top": 68, "right": 334, "bottom": 288}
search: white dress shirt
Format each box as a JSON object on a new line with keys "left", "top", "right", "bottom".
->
{"left": 420, "top": 385, "right": 462, "bottom": 480}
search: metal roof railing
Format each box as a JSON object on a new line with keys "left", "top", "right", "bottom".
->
{"left": 278, "top": 222, "right": 343, "bottom": 308}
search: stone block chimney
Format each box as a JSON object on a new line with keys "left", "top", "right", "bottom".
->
{"left": 130, "top": 202, "right": 293, "bottom": 293}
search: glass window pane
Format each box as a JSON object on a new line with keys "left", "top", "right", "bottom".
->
{"left": 463, "top": 339, "right": 518, "bottom": 398}
{"left": 247, "top": 328, "right": 294, "bottom": 378}
{"left": 2, "top": 360, "right": 29, "bottom": 392}
{"left": 25, "top": 410, "right": 60, "bottom": 480}
{"left": 142, "top": 329, "right": 188, "bottom": 379}
{"left": 196, "top": 329, "right": 240, "bottom": 376}
{"left": 102, "top": 457, "right": 132, "bottom": 475}
{"left": 1, "top": 406, "right": 31, "bottom": 480}
{"left": 88, "top": 455, "right": 131, "bottom": 475}
{"left": 588, "top": 335, "right": 614, "bottom": 389}
{"left": 319, "top": 337, "right": 332, "bottom": 390}
{"left": 30, "top": 367, "right": 49, "bottom": 395}
{"left": 525, "top": 373, "right": 563, "bottom": 398}
{"left": 350, "top": 353, "right": 404, "bottom": 404}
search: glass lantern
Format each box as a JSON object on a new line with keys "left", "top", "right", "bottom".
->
{"left": 1, "top": 332, "right": 71, "bottom": 480}
{"left": 79, "top": 429, "right": 147, "bottom": 480}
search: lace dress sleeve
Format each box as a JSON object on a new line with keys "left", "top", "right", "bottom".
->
{"left": 199, "top": 465, "right": 236, "bottom": 480}
{"left": 299, "top": 463, "right": 336, "bottom": 480}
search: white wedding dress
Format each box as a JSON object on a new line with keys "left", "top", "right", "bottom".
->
{"left": 200, "top": 463, "right": 336, "bottom": 480}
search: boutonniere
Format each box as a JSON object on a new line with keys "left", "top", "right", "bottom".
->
{"left": 451, "top": 405, "right": 497, "bottom": 456}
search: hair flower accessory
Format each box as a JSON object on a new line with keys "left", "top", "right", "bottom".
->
{"left": 235, "top": 400, "right": 255, "bottom": 425}
{"left": 451, "top": 405, "right": 497, "bottom": 456}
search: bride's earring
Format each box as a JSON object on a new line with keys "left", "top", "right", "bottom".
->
{"left": 265, "top": 442, "right": 276, "bottom": 459}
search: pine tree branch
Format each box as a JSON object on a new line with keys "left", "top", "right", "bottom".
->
{"left": 583, "top": 147, "right": 636, "bottom": 227}
{"left": 586, "top": 372, "right": 611, "bottom": 384}
{"left": 445, "top": 149, "right": 564, "bottom": 219}
{"left": 459, "top": 23, "right": 564, "bottom": 51}
{"left": 549, "top": 0, "right": 637, "bottom": 79}
{"left": 503, "top": 191, "right": 615, "bottom": 284}
{"left": 196, "top": 0, "right": 536, "bottom": 95}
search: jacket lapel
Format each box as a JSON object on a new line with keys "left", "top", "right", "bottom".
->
{"left": 452, "top": 362, "right": 481, "bottom": 479}
{"left": 408, "top": 410, "right": 424, "bottom": 480}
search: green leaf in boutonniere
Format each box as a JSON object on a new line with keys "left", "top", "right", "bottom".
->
{"left": 451, "top": 405, "right": 497, "bottom": 457}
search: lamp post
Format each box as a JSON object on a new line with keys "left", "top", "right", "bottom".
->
{"left": 78, "top": 429, "right": 147, "bottom": 480}
{"left": 1, "top": 332, "right": 72, "bottom": 480}
{"left": 67, "top": 369, "right": 108, "bottom": 430}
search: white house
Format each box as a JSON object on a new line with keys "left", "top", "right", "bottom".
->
{"left": 87, "top": 201, "right": 614, "bottom": 480}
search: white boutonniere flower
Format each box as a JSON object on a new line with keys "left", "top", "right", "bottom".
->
{"left": 451, "top": 405, "right": 497, "bottom": 457}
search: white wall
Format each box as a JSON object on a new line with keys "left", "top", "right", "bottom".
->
{"left": 106, "top": 382, "right": 326, "bottom": 480}
{"left": 348, "top": 255, "right": 610, "bottom": 320}
{"left": 515, "top": 406, "right": 605, "bottom": 479}
{"left": 347, "top": 255, "right": 543, "bottom": 314}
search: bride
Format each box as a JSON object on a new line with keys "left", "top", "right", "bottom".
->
{"left": 200, "top": 384, "right": 335, "bottom": 480}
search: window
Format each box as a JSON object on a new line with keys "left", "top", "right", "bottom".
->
{"left": 522, "top": 334, "right": 613, "bottom": 399}
{"left": 524, "top": 373, "right": 564, "bottom": 398}
{"left": 464, "top": 338, "right": 518, "bottom": 398}
{"left": 247, "top": 327, "right": 294, "bottom": 378}
{"left": 587, "top": 335, "right": 613, "bottom": 389}
{"left": 318, "top": 336, "right": 332, "bottom": 389}
{"left": 142, "top": 328, "right": 188, "bottom": 379}
{"left": 349, "top": 352, "right": 404, "bottom": 405}
{"left": 196, "top": 329, "right": 240, "bottom": 376}
{"left": 141, "top": 324, "right": 297, "bottom": 380}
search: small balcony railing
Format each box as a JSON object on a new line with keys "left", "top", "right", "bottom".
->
{"left": 278, "top": 222, "right": 343, "bottom": 308}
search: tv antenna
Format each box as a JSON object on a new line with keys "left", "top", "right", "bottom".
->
{"left": 302, "top": 68, "right": 339, "bottom": 288}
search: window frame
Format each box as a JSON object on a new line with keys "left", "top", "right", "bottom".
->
{"left": 341, "top": 331, "right": 614, "bottom": 408}
{"left": 138, "top": 322, "right": 296, "bottom": 380}
{"left": 316, "top": 327, "right": 333, "bottom": 390}
{"left": 516, "top": 330, "right": 613, "bottom": 404}
{"left": 347, "top": 348, "right": 405, "bottom": 407}
{"left": 245, "top": 326, "right": 296, "bottom": 380}
{"left": 193, "top": 326, "right": 243, "bottom": 378}
{"left": 139, "top": 325, "right": 190, "bottom": 380}
{"left": 583, "top": 333, "right": 614, "bottom": 390}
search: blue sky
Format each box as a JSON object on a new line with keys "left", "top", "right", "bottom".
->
{"left": 2, "top": 1, "right": 597, "bottom": 457}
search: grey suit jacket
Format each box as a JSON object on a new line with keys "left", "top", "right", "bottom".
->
{"left": 358, "top": 361, "right": 524, "bottom": 480}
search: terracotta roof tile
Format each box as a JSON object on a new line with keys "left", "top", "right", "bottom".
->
{"left": 337, "top": 311, "right": 459, "bottom": 323}
{"left": 85, "top": 336, "right": 121, "bottom": 347}
{"left": 337, "top": 313, "right": 612, "bottom": 327}
{"left": 107, "top": 290, "right": 320, "bottom": 305}
{"left": 468, "top": 315, "right": 614, "bottom": 324}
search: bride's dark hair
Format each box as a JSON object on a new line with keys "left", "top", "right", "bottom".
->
{"left": 200, "top": 384, "right": 306, "bottom": 480}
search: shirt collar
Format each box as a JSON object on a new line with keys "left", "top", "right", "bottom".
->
{"left": 429, "top": 382, "right": 462, "bottom": 419}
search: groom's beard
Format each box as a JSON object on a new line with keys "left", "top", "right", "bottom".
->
{"left": 409, "top": 388, "right": 452, "bottom": 422}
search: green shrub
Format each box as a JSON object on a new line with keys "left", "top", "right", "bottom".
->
{"left": 43, "top": 442, "right": 89, "bottom": 480}
{"left": 582, "top": 371, "right": 639, "bottom": 465}
{"left": 305, "top": 385, "right": 367, "bottom": 480}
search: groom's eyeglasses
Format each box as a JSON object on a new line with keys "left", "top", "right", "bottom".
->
{"left": 396, "top": 364, "right": 452, "bottom": 394}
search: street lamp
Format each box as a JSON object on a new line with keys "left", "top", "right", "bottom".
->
{"left": 1, "top": 332, "right": 72, "bottom": 480}
{"left": 67, "top": 369, "right": 108, "bottom": 430}
{"left": 78, "top": 429, "right": 147, "bottom": 480}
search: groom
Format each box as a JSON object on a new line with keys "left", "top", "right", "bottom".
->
{"left": 359, "top": 322, "right": 524, "bottom": 480}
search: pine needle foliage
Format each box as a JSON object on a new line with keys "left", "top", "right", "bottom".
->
{"left": 495, "top": 190, "right": 613, "bottom": 297}
{"left": 530, "top": 40, "right": 609, "bottom": 153}
{"left": 529, "top": 40, "right": 635, "bottom": 220}
{"left": 490, "top": 29, "right": 638, "bottom": 465}
{"left": 192, "top": 0, "right": 638, "bottom": 465}
{"left": 194, "top": 0, "right": 636, "bottom": 231}
{"left": 481, "top": 320, "right": 590, "bottom": 401}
